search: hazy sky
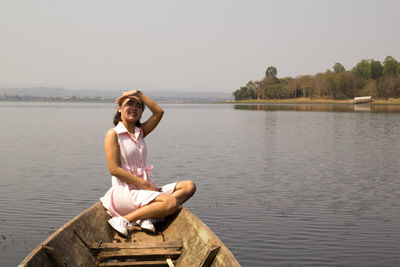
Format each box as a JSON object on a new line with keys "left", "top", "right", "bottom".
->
{"left": 1, "top": 0, "right": 399, "bottom": 92}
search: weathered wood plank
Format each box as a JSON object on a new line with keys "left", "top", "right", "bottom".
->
{"left": 99, "top": 248, "right": 182, "bottom": 260}
{"left": 98, "top": 259, "right": 176, "bottom": 267}
{"left": 42, "top": 246, "right": 66, "bottom": 267}
{"left": 91, "top": 240, "right": 182, "bottom": 251}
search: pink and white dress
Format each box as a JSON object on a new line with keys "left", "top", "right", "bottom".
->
{"left": 100, "top": 122, "right": 177, "bottom": 217}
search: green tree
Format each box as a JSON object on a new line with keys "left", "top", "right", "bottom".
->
{"left": 378, "top": 76, "right": 400, "bottom": 97}
{"left": 352, "top": 59, "right": 371, "bottom": 79}
{"left": 258, "top": 78, "right": 269, "bottom": 99}
{"left": 265, "top": 66, "right": 277, "bottom": 79}
{"left": 361, "top": 79, "right": 377, "bottom": 97}
{"left": 259, "top": 67, "right": 280, "bottom": 99}
{"left": 233, "top": 56, "right": 400, "bottom": 100}
{"left": 383, "top": 56, "right": 399, "bottom": 76}
{"left": 333, "top": 62, "right": 345, "bottom": 73}
{"left": 284, "top": 78, "right": 297, "bottom": 98}
{"left": 265, "top": 84, "right": 282, "bottom": 99}
{"left": 279, "top": 77, "right": 293, "bottom": 99}
{"left": 297, "top": 75, "right": 313, "bottom": 97}
{"left": 370, "top": 60, "right": 383, "bottom": 80}
{"left": 337, "top": 71, "right": 356, "bottom": 98}
{"left": 233, "top": 84, "right": 257, "bottom": 100}
{"left": 246, "top": 81, "right": 257, "bottom": 96}
{"left": 325, "top": 70, "right": 337, "bottom": 99}
{"left": 311, "top": 73, "right": 324, "bottom": 99}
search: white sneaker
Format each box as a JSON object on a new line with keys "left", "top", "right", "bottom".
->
{"left": 136, "top": 219, "right": 155, "bottom": 233}
{"left": 108, "top": 216, "right": 131, "bottom": 236}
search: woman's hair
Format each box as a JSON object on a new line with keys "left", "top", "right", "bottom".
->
{"left": 113, "top": 98, "right": 145, "bottom": 126}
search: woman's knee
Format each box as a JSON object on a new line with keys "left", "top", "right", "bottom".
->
{"left": 157, "top": 194, "right": 178, "bottom": 213}
{"left": 182, "top": 180, "right": 196, "bottom": 196}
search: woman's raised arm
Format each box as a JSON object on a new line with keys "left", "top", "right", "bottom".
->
{"left": 139, "top": 92, "right": 164, "bottom": 137}
{"left": 115, "top": 90, "right": 164, "bottom": 137}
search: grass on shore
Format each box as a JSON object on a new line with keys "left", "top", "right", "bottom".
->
{"left": 227, "top": 97, "right": 400, "bottom": 105}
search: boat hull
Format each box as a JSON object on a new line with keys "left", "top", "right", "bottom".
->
{"left": 19, "top": 202, "right": 240, "bottom": 266}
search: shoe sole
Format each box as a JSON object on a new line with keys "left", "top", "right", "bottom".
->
{"left": 140, "top": 226, "right": 156, "bottom": 233}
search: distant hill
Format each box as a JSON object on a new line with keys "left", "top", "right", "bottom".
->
{"left": 0, "top": 87, "right": 233, "bottom": 102}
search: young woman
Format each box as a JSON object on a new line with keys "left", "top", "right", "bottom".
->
{"left": 100, "top": 90, "right": 196, "bottom": 236}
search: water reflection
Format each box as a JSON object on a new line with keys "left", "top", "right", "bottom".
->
{"left": 234, "top": 103, "right": 400, "bottom": 113}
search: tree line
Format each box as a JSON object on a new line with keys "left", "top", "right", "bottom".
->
{"left": 233, "top": 56, "right": 400, "bottom": 100}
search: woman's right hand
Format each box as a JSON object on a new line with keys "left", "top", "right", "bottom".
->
{"left": 115, "top": 90, "right": 141, "bottom": 104}
{"left": 142, "top": 181, "right": 159, "bottom": 191}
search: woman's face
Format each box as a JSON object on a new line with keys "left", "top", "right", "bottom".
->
{"left": 118, "top": 96, "right": 143, "bottom": 124}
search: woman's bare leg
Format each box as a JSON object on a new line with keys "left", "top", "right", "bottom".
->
{"left": 122, "top": 180, "right": 195, "bottom": 223}
{"left": 169, "top": 180, "right": 196, "bottom": 205}
{"left": 123, "top": 194, "right": 178, "bottom": 222}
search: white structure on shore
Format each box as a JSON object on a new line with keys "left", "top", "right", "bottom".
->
{"left": 354, "top": 96, "right": 373, "bottom": 104}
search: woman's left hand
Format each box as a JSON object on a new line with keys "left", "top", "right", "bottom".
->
{"left": 142, "top": 181, "right": 159, "bottom": 192}
{"left": 115, "top": 90, "right": 141, "bottom": 104}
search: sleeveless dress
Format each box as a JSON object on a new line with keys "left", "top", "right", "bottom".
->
{"left": 100, "top": 121, "right": 177, "bottom": 217}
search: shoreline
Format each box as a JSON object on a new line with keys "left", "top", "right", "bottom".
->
{"left": 225, "top": 97, "right": 400, "bottom": 105}
{"left": 2, "top": 97, "right": 400, "bottom": 105}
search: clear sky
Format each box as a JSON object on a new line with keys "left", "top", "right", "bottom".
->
{"left": 1, "top": 0, "right": 399, "bottom": 92}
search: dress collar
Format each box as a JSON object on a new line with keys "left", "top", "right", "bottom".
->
{"left": 115, "top": 121, "right": 143, "bottom": 139}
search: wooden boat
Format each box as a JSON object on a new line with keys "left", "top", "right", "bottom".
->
{"left": 18, "top": 202, "right": 240, "bottom": 267}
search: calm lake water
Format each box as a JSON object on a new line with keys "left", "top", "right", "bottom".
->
{"left": 1, "top": 102, "right": 400, "bottom": 266}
